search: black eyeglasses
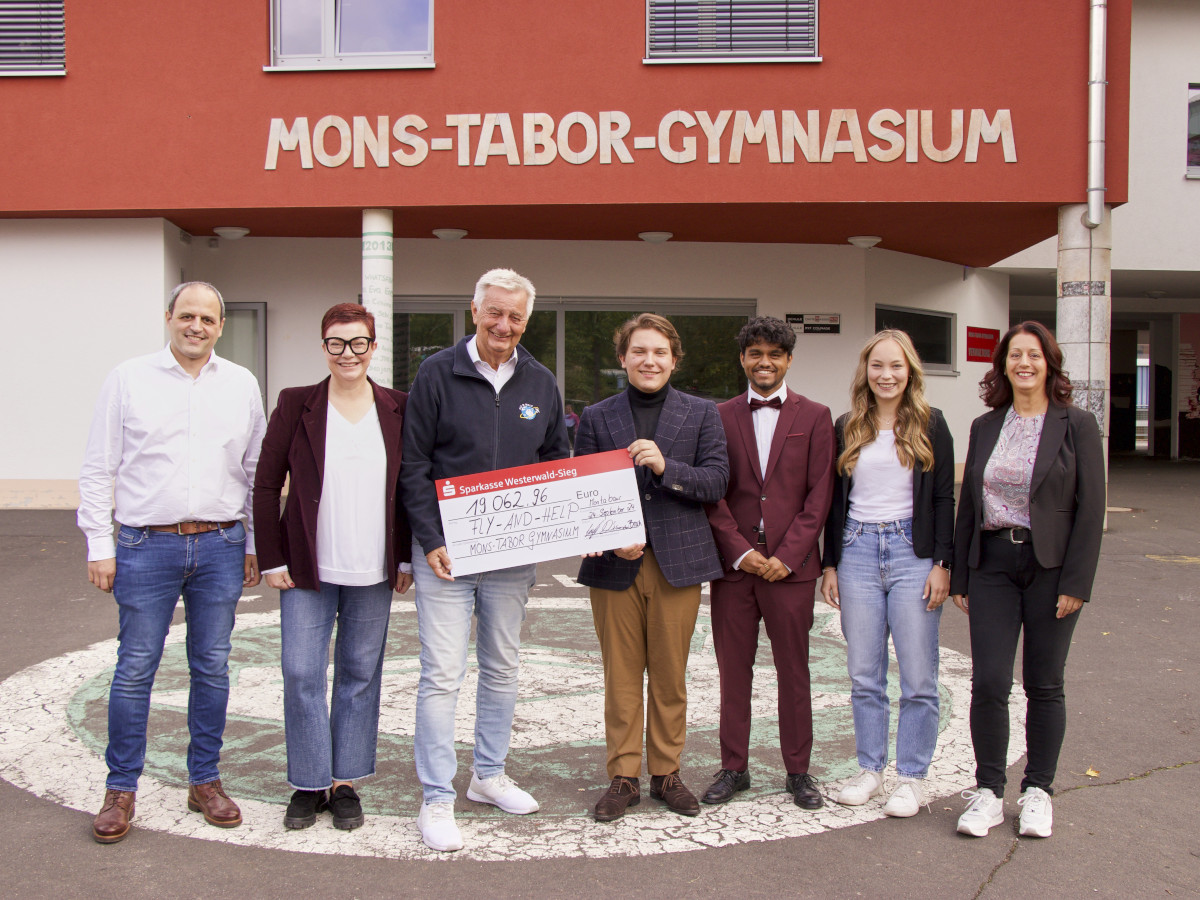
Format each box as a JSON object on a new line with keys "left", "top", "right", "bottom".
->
{"left": 323, "top": 337, "right": 373, "bottom": 355}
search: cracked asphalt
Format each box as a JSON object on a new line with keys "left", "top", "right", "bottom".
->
{"left": 0, "top": 456, "right": 1196, "bottom": 899}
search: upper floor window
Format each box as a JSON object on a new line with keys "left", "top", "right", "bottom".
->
{"left": 1188, "top": 84, "right": 1200, "bottom": 178}
{"left": 269, "top": 0, "right": 433, "bottom": 71}
{"left": 645, "top": 0, "right": 818, "bottom": 64}
{"left": 0, "top": 1, "right": 65, "bottom": 76}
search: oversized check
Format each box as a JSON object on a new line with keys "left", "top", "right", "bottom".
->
{"left": 436, "top": 449, "right": 646, "bottom": 577}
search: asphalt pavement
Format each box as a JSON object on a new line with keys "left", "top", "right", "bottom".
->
{"left": 0, "top": 456, "right": 1196, "bottom": 899}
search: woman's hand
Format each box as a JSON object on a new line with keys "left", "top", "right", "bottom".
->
{"left": 397, "top": 571, "right": 414, "bottom": 594}
{"left": 266, "top": 569, "right": 294, "bottom": 590}
{"left": 924, "top": 565, "right": 950, "bottom": 611}
{"left": 1056, "top": 594, "right": 1084, "bottom": 618}
{"left": 819, "top": 568, "right": 840, "bottom": 610}
{"left": 951, "top": 593, "right": 969, "bottom": 614}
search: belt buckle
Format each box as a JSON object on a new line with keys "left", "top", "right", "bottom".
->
{"left": 1008, "top": 527, "right": 1028, "bottom": 544}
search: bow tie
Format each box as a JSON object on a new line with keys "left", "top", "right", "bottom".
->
{"left": 749, "top": 396, "right": 783, "bottom": 411}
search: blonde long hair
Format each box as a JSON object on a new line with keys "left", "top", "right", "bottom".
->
{"left": 837, "top": 329, "right": 934, "bottom": 476}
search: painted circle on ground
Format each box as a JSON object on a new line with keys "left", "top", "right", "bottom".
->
{"left": 0, "top": 596, "right": 1025, "bottom": 860}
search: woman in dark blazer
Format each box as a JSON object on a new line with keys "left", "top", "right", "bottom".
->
{"left": 820, "top": 330, "right": 954, "bottom": 818}
{"left": 253, "top": 303, "right": 411, "bottom": 832}
{"left": 950, "top": 321, "right": 1104, "bottom": 840}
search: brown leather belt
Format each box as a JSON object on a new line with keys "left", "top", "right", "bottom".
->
{"left": 147, "top": 521, "right": 237, "bottom": 535}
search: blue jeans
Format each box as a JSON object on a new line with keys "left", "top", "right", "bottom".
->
{"left": 107, "top": 523, "right": 246, "bottom": 791}
{"left": 280, "top": 580, "right": 393, "bottom": 790}
{"left": 412, "top": 542, "right": 534, "bottom": 803}
{"left": 837, "top": 516, "right": 942, "bottom": 779}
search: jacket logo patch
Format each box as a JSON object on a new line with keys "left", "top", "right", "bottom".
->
{"left": 518, "top": 403, "right": 540, "bottom": 420}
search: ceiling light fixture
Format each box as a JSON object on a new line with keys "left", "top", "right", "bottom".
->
{"left": 432, "top": 228, "right": 468, "bottom": 240}
{"left": 847, "top": 235, "right": 882, "bottom": 249}
{"left": 213, "top": 226, "right": 250, "bottom": 240}
{"left": 638, "top": 231, "right": 673, "bottom": 243}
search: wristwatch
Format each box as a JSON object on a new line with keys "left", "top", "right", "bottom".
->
{"left": 933, "top": 559, "right": 952, "bottom": 572}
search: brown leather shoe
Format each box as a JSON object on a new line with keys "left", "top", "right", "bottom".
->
{"left": 594, "top": 776, "right": 640, "bottom": 822}
{"left": 650, "top": 772, "right": 700, "bottom": 816}
{"left": 187, "top": 779, "right": 243, "bottom": 828}
{"left": 93, "top": 789, "right": 136, "bottom": 843}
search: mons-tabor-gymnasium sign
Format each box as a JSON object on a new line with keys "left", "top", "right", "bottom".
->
{"left": 265, "top": 108, "right": 1016, "bottom": 170}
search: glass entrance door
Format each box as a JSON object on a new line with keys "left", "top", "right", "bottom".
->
{"left": 394, "top": 298, "right": 754, "bottom": 408}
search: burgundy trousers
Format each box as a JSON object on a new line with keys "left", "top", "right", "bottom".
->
{"left": 710, "top": 575, "right": 817, "bottom": 774}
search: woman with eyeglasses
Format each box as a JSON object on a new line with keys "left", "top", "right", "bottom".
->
{"left": 253, "top": 303, "right": 411, "bottom": 831}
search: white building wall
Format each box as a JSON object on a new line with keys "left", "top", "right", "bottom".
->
{"left": 2, "top": 227, "right": 1008, "bottom": 507}
{"left": 0, "top": 219, "right": 172, "bottom": 507}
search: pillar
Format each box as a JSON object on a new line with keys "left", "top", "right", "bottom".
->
{"left": 1056, "top": 203, "right": 1111, "bottom": 453}
{"left": 362, "top": 209, "right": 394, "bottom": 388}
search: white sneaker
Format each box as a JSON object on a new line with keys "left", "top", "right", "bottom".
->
{"left": 883, "top": 777, "right": 925, "bottom": 818}
{"left": 417, "top": 801, "right": 463, "bottom": 852}
{"left": 466, "top": 770, "right": 540, "bottom": 815}
{"left": 835, "top": 769, "right": 884, "bottom": 806}
{"left": 1017, "top": 787, "right": 1053, "bottom": 837}
{"left": 956, "top": 788, "right": 1005, "bottom": 837}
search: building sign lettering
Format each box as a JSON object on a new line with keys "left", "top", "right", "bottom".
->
{"left": 265, "top": 109, "right": 1016, "bottom": 170}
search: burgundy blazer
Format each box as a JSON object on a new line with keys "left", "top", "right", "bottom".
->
{"left": 252, "top": 377, "right": 411, "bottom": 591}
{"left": 705, "top": 388, "right": 836, "bottom": 583}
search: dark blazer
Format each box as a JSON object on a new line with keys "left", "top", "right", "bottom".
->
{"left": 822, "top": 408, "right": 955, "bottom": 569}
{"left": 950, "top": 404, "right": 1105, "bottom": 601}
{"left": 575, "top": 386, "right": 729, "bottom": 591}
{"left": 707, "top": 388, "right": 835, "bottom": 583}
{"left": 253, "top": 377, "right": 411, "bottom": 591}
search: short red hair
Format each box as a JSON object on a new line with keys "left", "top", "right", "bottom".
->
{"left": 321, "top": 302, "right": 375, "bottom": 341}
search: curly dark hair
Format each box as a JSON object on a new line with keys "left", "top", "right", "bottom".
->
{"left": 980, "top": 321, "right": 1073, "bottom": 408}
{"left": 736, "top": 316, "right": 796, "bottom": 354}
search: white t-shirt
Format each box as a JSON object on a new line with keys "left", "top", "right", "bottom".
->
{"left": 315, "top": 403, "right": 388, "bottom": 585}
{"left": 847, "top": 431, "right": 914, "bottom": 523}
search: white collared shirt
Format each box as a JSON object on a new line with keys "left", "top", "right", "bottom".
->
{"left": 466, "top": 335, "right": 520, "bottom": 393}
{"left": 748, "top": 384, "right": 788, "bottom": 478}
{"left": 77, "top": 345, "right": 267, "bottom": 560}
{"left": 732, "top": 385, "right": 790, "bottom": 573}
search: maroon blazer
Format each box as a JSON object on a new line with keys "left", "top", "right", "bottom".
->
{"left": 705, "top": 388, "right": 836, "bottom": 583}
{"left": 253, "top": 377, "right": 411, "bottom": 591}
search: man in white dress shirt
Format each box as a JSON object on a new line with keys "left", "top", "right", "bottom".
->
{"left": 78, "top": 281, "right": 266, "bottom": 843}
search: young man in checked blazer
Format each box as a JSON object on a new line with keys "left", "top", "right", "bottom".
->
{"left": 704, "top": 316, "right": 836, "bottom": 810}
{"left": 576, "top": 313, "right": 729, "bottom": 823}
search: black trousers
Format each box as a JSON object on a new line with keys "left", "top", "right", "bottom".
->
{"left": 966, "top": 533, "right": 1080, "bottom": 797}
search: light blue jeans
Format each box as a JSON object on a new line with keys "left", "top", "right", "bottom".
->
{"left": 108, "top": 523, "right": 246, "bottom": 790}
{"left": 837, "top": 516, "right": 942, "bottom": 779}
{"left": 412, "top": 542, "right": 535, "bottom": 803}
{"left": 280, "top": 580, "right": 393, "bottom": 790}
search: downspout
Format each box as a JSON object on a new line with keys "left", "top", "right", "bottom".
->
{"left": 1084, "top": 0, "right": 1108, "bottom": 228}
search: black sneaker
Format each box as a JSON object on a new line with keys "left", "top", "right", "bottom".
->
{"left": 283, "top": 789, "right": 328, "bottom": 829}
{"left": 329, "top": 785, "right": 365, "bottom": 830}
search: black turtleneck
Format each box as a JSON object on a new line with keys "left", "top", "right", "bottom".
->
{"left": 628, "top": 383, "right": 669, "bottom": 440}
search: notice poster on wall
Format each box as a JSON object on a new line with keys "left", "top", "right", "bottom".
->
{"left": 1180, "top": 314, "right": 1200, "bottom": 459}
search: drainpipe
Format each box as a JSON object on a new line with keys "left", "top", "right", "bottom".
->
{"left": 1084, "top": 0, "right": 1107, "bottom": 228}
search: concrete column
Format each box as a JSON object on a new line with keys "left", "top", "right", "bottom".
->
{"left": 362, "top": 209, "right": 394, "bottom": 388}
{"left": 1056, "top": 204, "right": 1111, "bottom": 456}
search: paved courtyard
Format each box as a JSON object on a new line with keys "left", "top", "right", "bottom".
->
{"left": 1, "top": 457, "right": 1197, "bottom": 898}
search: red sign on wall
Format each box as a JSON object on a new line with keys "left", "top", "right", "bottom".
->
{"left": 966, "top": 327, "right": 1000, "bottom": 363}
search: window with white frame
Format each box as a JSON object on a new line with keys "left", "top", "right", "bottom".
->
{"left": 645, "top": 0, "right": 818, "bottom": 64}
{"left": 1188, "top": 84, "right": 1200, "bottom": 177}
{"left": 0, "top": 1, "right": 65, "bottom": 76}
{"left": 270, "top": 0, "right": 433, "bottom": 70}
{"left": 875, "top": 305, "right": 956, "bottom": 373}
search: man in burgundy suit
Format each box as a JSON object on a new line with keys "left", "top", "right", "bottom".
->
{"left": 704, "top": 316, "right": 835, "bottom": 809}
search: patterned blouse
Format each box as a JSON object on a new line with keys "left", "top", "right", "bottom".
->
{"left": 982, "top": 406, "right": 1046, "bottom": 530}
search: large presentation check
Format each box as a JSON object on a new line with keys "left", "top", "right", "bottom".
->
{"left": 436, "top": 449, "right": 646, "bottom": 577}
